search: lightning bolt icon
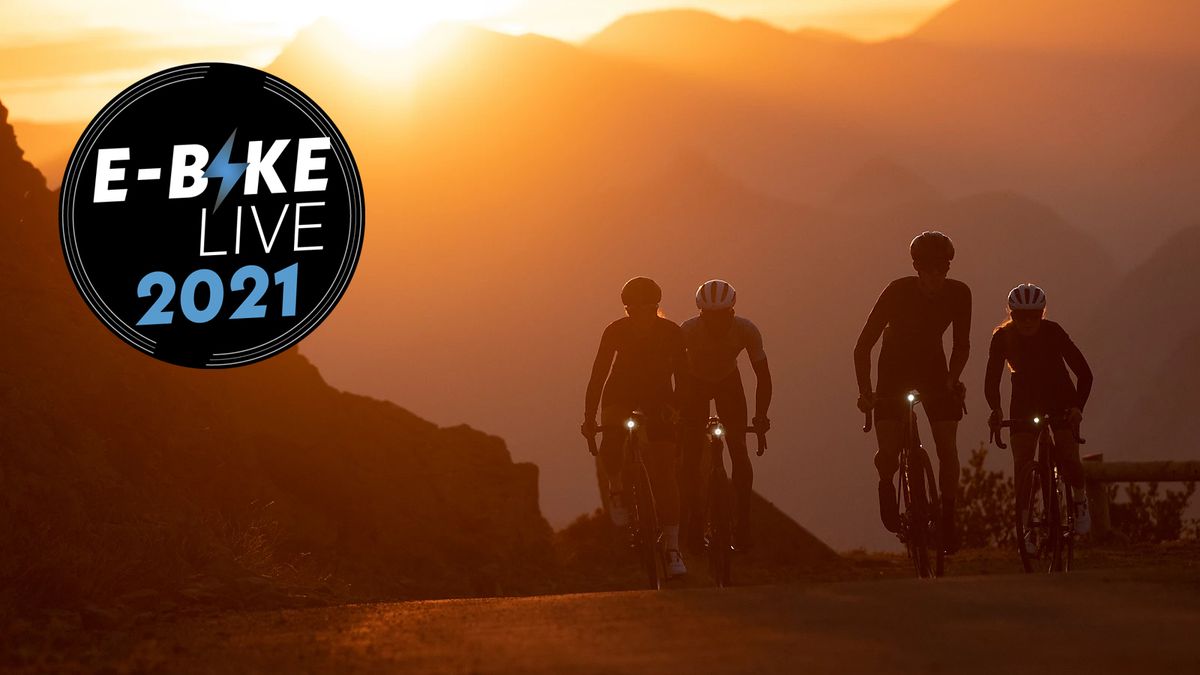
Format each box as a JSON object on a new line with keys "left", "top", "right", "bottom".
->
{"left": 203, "top": 130, "right": 247, "bottom": 213}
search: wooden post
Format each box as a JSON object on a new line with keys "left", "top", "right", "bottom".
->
{"left": 1082, "top": 453, "right": 1111, "bottom": 540}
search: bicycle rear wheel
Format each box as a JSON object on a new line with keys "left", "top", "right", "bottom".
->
{"left": 706, "top": 462, "right": 733, "bottom": 587}
{"left": 630, "top": 461, "right": 660, "bottom": 590}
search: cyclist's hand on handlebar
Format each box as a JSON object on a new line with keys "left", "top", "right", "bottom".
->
{"left": 581, "top": 416, "right": 599, "bottom": 437}
{"left": 752, "top": 415, "right": 771, "bottom": 433}
{"left": 1067, "top": 407, "right": 1083, "bottom": 426}
{"left": 988, "top": 408, "right": 1002, "bottom": 430}
{"left": 856, "top": 392, "right": 876, "bottom": 413}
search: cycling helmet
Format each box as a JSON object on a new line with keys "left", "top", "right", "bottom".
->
{"left": 696, "top": 279, "right": 736, "bottom": 310}
{"left": 1007, "top": 283, "right": 1047, "bottom": 311}
{"left": 909, "top": 231, "right": 955, "bottom": 266}
{"left": 621, "top": 277, "right": 662, "bottom": 305}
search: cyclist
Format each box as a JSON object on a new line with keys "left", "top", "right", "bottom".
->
{"left": 854, "top": 231, "right": 970, "bottom": 553}
{"left": 984, "top": 283, "right": 1094, "bottom": 543}
{"left": 583, "top": 276, "right": 689, "bottom": 576}
{"left": 678, "top": 279, "right": 772, "bottom": 553}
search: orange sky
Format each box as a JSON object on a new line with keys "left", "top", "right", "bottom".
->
{"left": 0, "top": 0, "right": 951, "bottom": 122}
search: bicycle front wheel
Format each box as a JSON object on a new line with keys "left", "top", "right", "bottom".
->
{"left": 1015, "top": 463, "right": 1044, "bottom": 573}
{"left": 706, "top": 463, "right": 733, "bottom": 587}
{"left": 631, "top": 461, "right": 660, "bottom": 590}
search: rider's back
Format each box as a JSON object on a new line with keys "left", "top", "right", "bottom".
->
{"left": 602, "top": 315, "right": 684, "bottom": 408}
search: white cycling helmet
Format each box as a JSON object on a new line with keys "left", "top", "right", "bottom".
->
{"left": 1007, "top": 283, "right": 1047, "bottom": 311}
{"left": 696, "top": 279, "right": 736, "bottom": 310}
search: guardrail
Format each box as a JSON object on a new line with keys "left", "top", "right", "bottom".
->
{"left": 1081, "top": 454, "right": 1200, "bottom": 539}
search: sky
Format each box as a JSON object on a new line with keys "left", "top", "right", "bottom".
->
{"left": 0, "top": 0, "right": 952, "bottom": 122}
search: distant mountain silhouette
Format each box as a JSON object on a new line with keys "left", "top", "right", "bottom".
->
{"left": 825, "top": 158, "right": 942, "bottom": 214}
{"left": 0, "top": 99, "right": 556, "bottom": 611}
{"left": 910, "top": 0, "right": 1200, "bottom": 58}
{"left": 1085, "top": 226, "right": 1200, "bottom": 458}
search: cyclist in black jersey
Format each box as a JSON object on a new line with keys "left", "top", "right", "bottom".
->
{"left": 854, "top": 231, "right": 970, "bottom": 553}
{"left": 583, "top": 277, "right": 689, "bottom": 576}
{"left": 985, "top": 283, "right": 1094, "bottom": 543}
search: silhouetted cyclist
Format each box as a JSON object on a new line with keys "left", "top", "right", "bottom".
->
{"left": 854, "top": 232, "right": 970, "bottom": 553}
{"left": 583, "top": 277, "right": 689, "bottom": 576}
{"left": 678, "top": 279, "right": 772, "bottom": 553}
{"left": 985, "top": 283, "right": 1094, "bottom": 549}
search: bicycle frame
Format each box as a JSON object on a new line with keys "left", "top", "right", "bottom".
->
{"left": 992, "top": 414, "right": 1084, "bottom": 573}
{"left": 701, "top": 417, "right": 766, "bottom": 587}
{"left": 584, "top": 410, "right": 665, "bottom": 589}
{"left": 864, "top": 391, "right": 943, "bottom": 578}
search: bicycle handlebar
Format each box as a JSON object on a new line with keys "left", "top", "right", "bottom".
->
{"left": 988, "top": 417, "right": 1086, "bottom": 450}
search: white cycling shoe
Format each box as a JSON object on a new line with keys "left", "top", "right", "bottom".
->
{"left": 666, "top": 549, "right": 688, "bottom": 577}
{"left": 1074, "top": 497, "right": 1092, "bottom": 535}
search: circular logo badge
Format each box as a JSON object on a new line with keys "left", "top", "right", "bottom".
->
{"left": 60, "top": 63, "right": 364, "bottom": 368}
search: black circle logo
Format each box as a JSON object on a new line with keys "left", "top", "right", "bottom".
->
{"left": 59, "top": 63, "right": 364, "bottom": 368}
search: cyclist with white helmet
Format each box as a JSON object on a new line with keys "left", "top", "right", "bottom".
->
{"left": 855, "top": 232, "right": 970, "bottom": 553}
{"left": 678, "top": 279, "right": 772, "bottom": 552}
{"left": 985, "top": 283, "right": 1094, "bottom": 539}
{"left": 583, "top": 277, "right": 690, "bottom": 576}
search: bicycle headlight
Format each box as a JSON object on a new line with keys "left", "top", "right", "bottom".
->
{"left": 713, "top": 425, "right": 724, "bottom": 437}
{"left": 625, "top": 418, "right": 637, "bottom": 430}
{"left": 906, "top": 393, "right": 916, "bottom": 403}
{"left": 1033, "top": 417, "right": 1041, "bottom": 425}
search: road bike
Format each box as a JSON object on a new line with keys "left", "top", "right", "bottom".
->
{"left": 991, "top": 413, "right": 1085, "bottom": 573}
{"left": 700, "top": 416, "right": 766, "bottom": 587}
{"left": 864, "top": 391, "right": 944, "bottom": 578}
{"left": 585, "top": 410, "right": 666, "bottom": 589}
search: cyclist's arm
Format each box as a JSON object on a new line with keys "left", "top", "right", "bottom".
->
{"left": 984, "top": 331, "right": 1005, "bottom": 413}
{"left": 750, "top": 357, "right": 772, "bottom": 419}
{"left": 1060, "top": 326, "right": 1093, "bottom": 410}
{"left": 948, "top": 283, "right": 972, "bottom": 384}
{"left": 584, "top": 325, "right": 617, "bottom": 420}
{"left": 853, "top": 284, "right": 893, "bottom": 396}
{"left": 744, "top": 322, "right": 771, "bottom": 418}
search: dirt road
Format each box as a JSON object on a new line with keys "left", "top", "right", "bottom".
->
{"left": 40, "top": 565, "right": 1198, "bottom": 674}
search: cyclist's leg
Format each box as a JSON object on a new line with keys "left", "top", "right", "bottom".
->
{"left": 872, "top": 391, "right": 904, "bottom": 532}
{"left": 599, "top": 405, "right": 631, "bottom": 523}
{"left": 1010, "top": 431, "right": 1037, "bottom": 513}
{"left": 1049, "top": 424, "right": 1085, "bottom": 490}
{"left": 713, "top": 371, "right": 751, "bottom": 544}
{"left": 677, "top": 384, "right": 711, "bottom": 550}
{"left": 923, "top": 383, "right": 963, "bottom": 550}
{"left": 1050, "top": 423, "right": 1090, "bottom": 533}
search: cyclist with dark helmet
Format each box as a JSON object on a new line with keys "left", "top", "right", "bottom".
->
{"left": 854, "top": 231, "right": 970, "bottom": 553}
{"left": 678, "top": 279, "right": 772, "bottom": 553}
{"left": 583, "top": 277, "right": 689, "bottom": 576}
{"left": 985, "top": 283, "right": 1094, "bottom": 548}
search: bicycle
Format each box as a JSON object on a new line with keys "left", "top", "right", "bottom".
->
{"left": 990, "top": 413, "right": 1086, "bottom": 573}
{"left": 863, "top": 390, "right": 944, "bottom": 578}
{"left": 700, "top": 416, "right": 766, "bottom": 588}
{"left": 585, "top": 410, "right": 666, "bottom": 590}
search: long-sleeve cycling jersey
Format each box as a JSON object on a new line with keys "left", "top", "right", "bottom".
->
{"left": 984, "top": 320, "right": 1093, "bottom": 415}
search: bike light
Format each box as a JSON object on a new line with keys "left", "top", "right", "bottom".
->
{"left": 906, "top": 393, "right": 916, "bottom": 403}
{"left": 625, "top": 418, "right": 637, "bottom": 430}
{"left": 714, "top": 425, "right": 724, "bottom": 437}
{"left": 1033, "top": 417, "right": 1041, "bottom": 425}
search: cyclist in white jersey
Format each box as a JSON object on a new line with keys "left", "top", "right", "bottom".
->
{"left": 678, "top": 279, "right": 772, "bottom": 552}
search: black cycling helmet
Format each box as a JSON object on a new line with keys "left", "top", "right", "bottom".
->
{"left": 909, "top": 231, "right": 955, "bottom": 266}
{"left": 621, "top": 277, "right": 662, "bottom": 305}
